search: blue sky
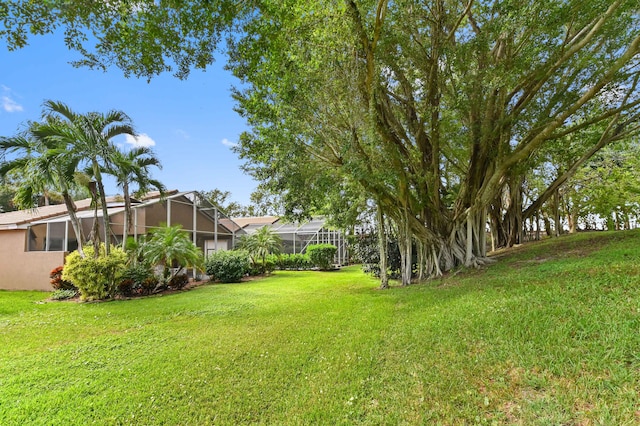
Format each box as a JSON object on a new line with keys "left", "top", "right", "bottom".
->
{"left": 0, "top": 33, "right": 257, "bottom": 205}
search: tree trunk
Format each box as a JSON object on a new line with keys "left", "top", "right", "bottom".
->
{"left": 376, "top": 202, "right": 388, "bottom": 289}
{"left": 465, "top": 213, "right": 473, "bottom": 266}
{"left": 553, "top": 189, "right": 561, "bottom": 237}
{"left": 62, "top": 190, "right": 85, "bottom": 257}
{"left": 93, "top": 161, "right": 111, "bottom": 255}
{"left": 398, "top": 211, "right": 412, "bottom": 286}
{"left": 122, "top": 181, "right": 131, "bottom": 247}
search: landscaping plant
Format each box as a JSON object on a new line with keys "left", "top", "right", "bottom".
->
{"left": 62, "top": 244, "right": 127, "bottom": 300}
{"left": 141, "top": 224, "right": 204, "bottom": 288}
{"left": 205, "top": 250, "right": 250, "bottom": 283}
{"left": 238, "top": 226, "right": 282, "bottom": 274}
{"left": 306, "top": 243, "right": 337, "bottom": 270}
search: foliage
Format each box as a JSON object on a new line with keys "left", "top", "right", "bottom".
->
{"left": 247, "top": 258, "right": 276, "bottom": 276}
{"left": 205, "top": 250, "right": 250, "bottom": 283}
{"left": 49, "top": 266, "right": 76, "bottom": 291}
{"left": 118, "top": 263, "right": 156, "bottom": 296}
{"left": 0, "top": 115, "right": 89, "bottom": 255}
{"left": 0, "top": 1, "right": 239, "bottom": 79}
{"left": 306, "top": 244, "right": 337, "bottom": 271}
{"left": 37, "top": 100, "right": 137, "bottom": 256}
{"left": 62, "top": 244, "right": 127, "bottom": 300}
{"left": 141, "top": 275, "right": 159, "bottom": 295}
{"left": 268, "top": 253, "right": 313, "bottom": 270}
{"left": 3, "top": 232, "right": 640, "bottom": 424}
{"left": 141, "top": 224, "right": 204, "bottom": 284}
{"left": 104, "top": 146, "right": 165, "bottom": 246}
{"left": 228, "top": 0, "right": 640, "bottom": 284}
{"left": 168, "top": 273, "right": 189, "bottom": 290}
{"left": 200, "top": 188, "right": 248, "bottom": 217}
{"left": 238, "top": 226, "right": 282, "bottom": 274}
{"left": 350, "top": 230, "right": 408, "bottom": 279}
{"left": 49, "top": 289, "right": 78, "bottom": 300}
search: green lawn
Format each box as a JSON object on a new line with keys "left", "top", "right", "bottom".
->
{"left": 1, "top": 231, "right": 640, "bottom": 425}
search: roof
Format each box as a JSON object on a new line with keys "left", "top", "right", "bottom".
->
{"left": 0, "top": 197, "right": 114, "bottom": 229}
{"left": 232, "top": 216, "right": 280, "bottom": 229}
{"left": 238, "top": 216, "right": 329, "bottom": 235}
{"left": 0, "top": 190, "right": 243, "bottom": 235}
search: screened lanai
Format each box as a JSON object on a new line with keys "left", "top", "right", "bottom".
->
{"left": 238, "top": 216, "right": 348, "bottom": 265}
{"left": 25, "top": 191, "right": 244, "bottom": 257}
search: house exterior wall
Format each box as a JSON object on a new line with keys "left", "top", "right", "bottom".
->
{"left": 0, "top": 229, "right": 65, "bottom": 291}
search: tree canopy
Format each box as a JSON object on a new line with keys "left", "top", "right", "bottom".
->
{"left": 3, "top": 0, "right": 640, "bottom": 284}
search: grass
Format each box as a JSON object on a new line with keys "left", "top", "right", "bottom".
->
{"left": 1, "top": 230, "right": 640, "bottom": 425}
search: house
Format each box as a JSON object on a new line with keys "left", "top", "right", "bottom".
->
{"left": 233, "top": 216, "right": 348, "bottom": 265}
{"left": 0, "top": 191, "right": 244, "bottom": 291}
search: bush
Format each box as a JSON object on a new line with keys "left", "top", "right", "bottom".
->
{"left": 50, "top": 289, "right": 78, "bottom": 300}
{"left": 269, "top": 253, "right": 313, "bottom": 270}
{"left": 62, "top": 245, "right": 128, "bottom": 301}
{"left": 49, "top": 266, "right": 76, "bottom": 290}
{"left": 141, "top": 276, "right": 159, "bottom": 295}
{"left": 205, "top": 250, "right": 250, "bottom": 283}
{"left": 349, "top": 231, "right": 404, "bottom": 278}
{"left": 168, "top": 273, "right": 189, "bottom": 290}
{"left": 118, "top": 263, "right": 156, "bottom": 296}
{"left": 248, "top": 258, "right": 276, "bottom": 276}
{"left": 306, "top": 244, "right": 338, "bottom": 270}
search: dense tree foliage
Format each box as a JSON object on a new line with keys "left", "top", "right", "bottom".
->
{"left": 3, "top": 0, "right": 640, "bottom": 284}
{"left": 230, "top": 0, "right": 640, "bottom": 283}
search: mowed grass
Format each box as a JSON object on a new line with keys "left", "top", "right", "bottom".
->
{"left": 1, "top": 231, "right": 640, "bottom": 425}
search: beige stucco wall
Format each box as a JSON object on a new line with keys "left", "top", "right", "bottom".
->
{"left": 0, "top": 230, "right": 65, "bottom": 291}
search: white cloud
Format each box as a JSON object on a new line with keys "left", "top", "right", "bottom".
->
{"left": 1, "top": 85, "right": 23, "bottom": 113}
{"left": 125, "top": 133, "right": 156, "bottom": 147}
{"left": 1, "top": 96, "right": 23, "bottom": 112}
{"left": 221, "top": 138, "right": 238, "bottom": 148}
{"left": 175, "top": 129, "right": 190, "bottom": 139}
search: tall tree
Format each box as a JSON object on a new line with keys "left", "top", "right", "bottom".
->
{"left": 0, "top": 127, "right": 87, "bottom": 256}
{"left": 229, "top": 0, "right": 640, "bottom": 283}
{"left": 200, "top": 188, "right": 247, "bottom": 217}
{"left": 37, "top": 100, "right": 137, "bottom": 255}
{"left": 105, "top": 146, "right": 165, "bottom": 246}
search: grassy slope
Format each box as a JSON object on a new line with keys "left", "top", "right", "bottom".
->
{"left": 1, "top": 231, "right": 639, "bottom": 425}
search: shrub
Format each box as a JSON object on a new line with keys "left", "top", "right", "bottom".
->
{"left": 306, "top": 244, "right": 338, "bottom": 270}
{"left": 349, "top": 231, "right": 404, "bottom": 278}
{"left": 141, "top": 225, "right": 204, "bottom": 284}
{"left": 168, "top": 273, "right": 189, "bottom": 290}
{"left": 248, "top": 258, "right": 276, "bottom": 276}
{"left": 62, "top": 245, "right": 128, "bottom": 301}
{"left": 205, "top": 250, "right": 250, "bottom": 283}
{"left": 50, "top": 289, "right": 77, "bottom": 300}
{"left": 141, "top": 276, "right": 159, "bottom": 295}
{"left": 49, "top": 266, "right": 76, "bottom": 290}
{"left": 269, "top": 253, "right": 313, "bottom": 270}
{"left": 118, "top": 263, "right": 156, "bottom": 296}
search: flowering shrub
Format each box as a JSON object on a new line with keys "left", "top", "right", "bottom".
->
{"left": 49, "top": 266, "right": 76, "bottom": 291}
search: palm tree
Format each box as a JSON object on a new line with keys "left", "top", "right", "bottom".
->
{"left": 0, "top": 128, "right": 88, "bottom": 257}
{"left": 238, "top": 225, "right": 282, "bottom": 274}
{"left": 104, "top": 146, "right": 166, "bottom": 246}
{"left": 37, "top": 100, "right": 136, "bottom": 255}
{"left": 142, "top": 224, "right": 204, "bottom": 287}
